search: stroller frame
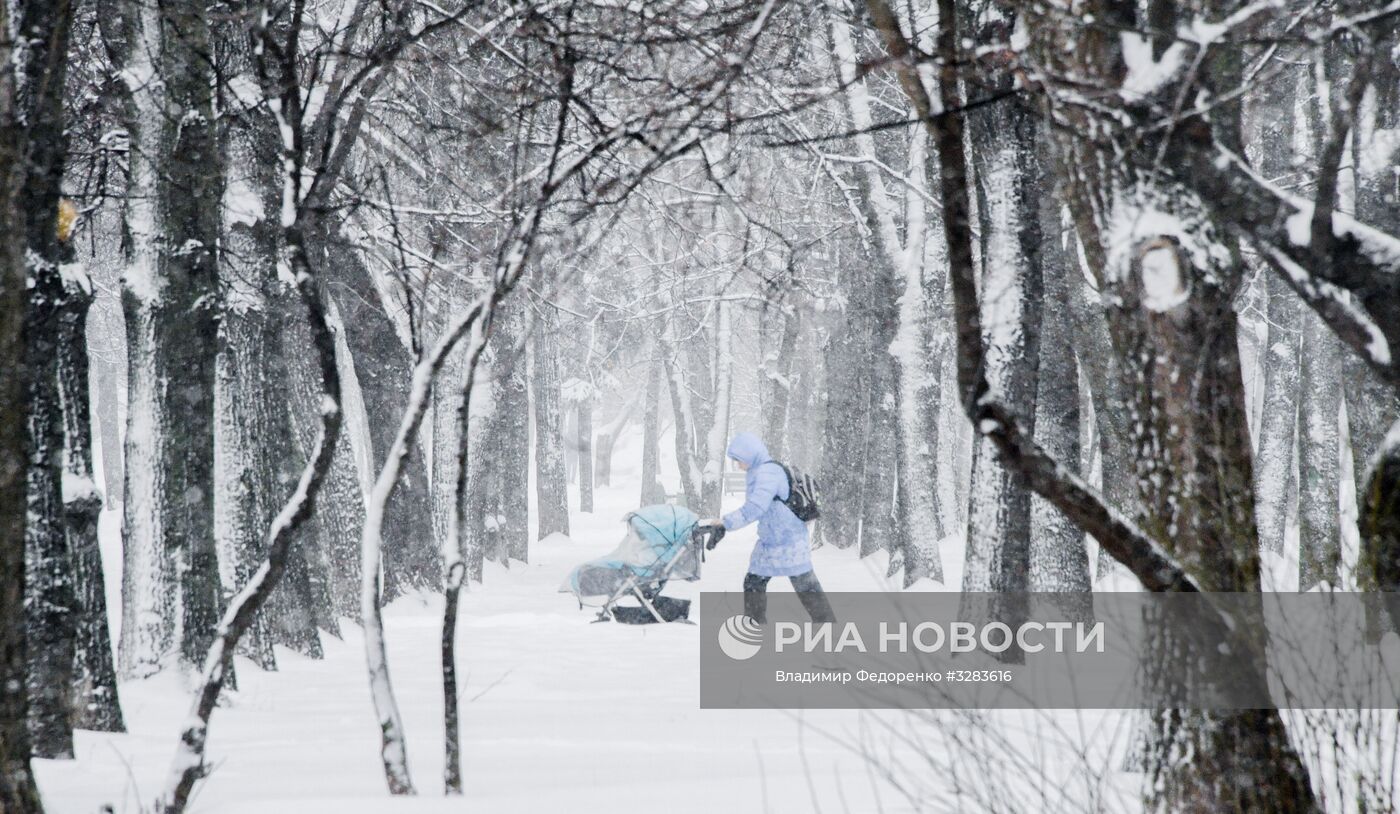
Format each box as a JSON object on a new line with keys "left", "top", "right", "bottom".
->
{"left": 594, "top": 535, "right": 694, "bottom": 623}
{"left": 593, "top": 524, "right": 714, "bottom": 624}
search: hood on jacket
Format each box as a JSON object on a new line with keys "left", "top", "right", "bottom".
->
{"left": 726, "top": 432, "right": 771, "bottom": 469}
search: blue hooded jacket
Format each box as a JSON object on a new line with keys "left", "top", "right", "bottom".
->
{"left": 721, "top": 432, "right": 812, "bottom": 577}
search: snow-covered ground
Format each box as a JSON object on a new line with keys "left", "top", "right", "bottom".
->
{"left": 37, "top": 429, "right": 1142, "bottom": 813}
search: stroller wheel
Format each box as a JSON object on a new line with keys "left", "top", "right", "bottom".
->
{"left": 592, "top": 610, "right": 613, "bottom": 623}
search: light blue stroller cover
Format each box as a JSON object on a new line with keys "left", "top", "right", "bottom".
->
{"left": 561, "top": 504, "right": 701, "bottom": 603}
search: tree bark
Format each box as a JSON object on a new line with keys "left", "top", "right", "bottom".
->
{"left": 761, "top": 306, "right": 799, "bottom": 460}
{"left": 498, "top": 307, "right": 531, "bottom": 561}
{"left": 640, "top": 352, "right": 664, "bottom": 505}
{"left": 0, "top": 0, "right": 45, "bottom": 804}
{"left": 703, "top": 301, "right": 733, "bottom": 517}
{"left": 1253, "top": 272, "right": 1302, "bottom": 555}
{"left": 109, "top": 0, "right": 223, "bottom": 677}
{"left": 321, "top": 234, "right": 437, "bottom": 599}
{"left": 58, "top": 259, "right": 125, "bottom": 732}
{"left": 1298, "top": 307, "right": 1343, "bottom": 588}
{"left": 531, "top": 306, "right": 569, "bottom": 538}
{"left": 960, "top": 21, "right": 1045, "bottom": 608}
{"left": 1066, "top": 266, "right": 1139, "bottom": 582}
{"left": 816, "top": 245, "right": 869, "bottom": 550}
{"left": 577, "top": 399, "right": 594, "bottom": 514}
{"left": 19, "top": 0, "right": 78, "bottom": 759}
{"left": 93, "top": 335, "right": 124, "bottom": 507}
{"left": 1030, "top": 210, "right": 1090, "bottom": 598}
{"left": 285, "top": 296, "right": 362, "bottom": 622}
{"left": 660, "top": 314, "right": 703, "bottom": 509}
{"left": 1246, "top": 55, "right": 1303, "bottom": 556}
{"left": 463, "top": 301, "right": 530, "bottom": 567}
{"left": 213, "top": 20, "right": 325, "bottom": 664}
{"left": 1350, "top": 18, "right": 1400, "bottom": 633}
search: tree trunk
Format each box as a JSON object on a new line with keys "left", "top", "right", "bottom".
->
{"left": 816, "top": 243, "right": 870, "bottom": 551}
{"left": 531, "top": 307, "right": 569, "bottom": 538}
{"left": 1030, "top": 208, "right": 1089, "bottom": 598}
{"left": 660, "top": 314, "right": 703, "bottom": 509}
{"left": 1350, "top": 20, "right": 1400, "bottom": 638}
{"left": 960, "top": 49, "right": 1045, "bottom": 607}
{"left": 1298, "top": 308, "right": 1343, "bottom": 588}
{"left": 498, "top": 309, "right": 530, "bottom": 562}
{"left": 1253, "top": 272, "right": 1301, "bottom": 555}
{"left": 214, "top": 27, "right": 325, "bottom": 663}
{"left": 18, "top": 0, "right": 78, "bottom": 760}
{"left": 110, "top": 0, "right": 223, "bottom": 677}
{"left": 577, "top": 400, "right": 593, "bottom": 514}
{"left": 321, "top": 236, "right": 436, "bottom": 599}
{"left": 58, "top": 260, "right": 125, "bottom": 732}
{"left": 283, "top": 295, "right": 363, "bottom": 623}
{"left": 0, "top": 7, "right": 42, "bottom": 797}
{"left": 825, "top": 11, "right": 920, "bottom": 564}
{"left": 93, "top": 334, "right": 124, "bottom": 507}
{"left": 640, "top": 353, "right": 664, "bottom": 505}
{"left": 1005, "top": 1, "right": 1319, "bottom": 806}
{"left": 702, "top": 302, "right": 733, "bottom": 517}
{"left": 892, "top": 133, "right": 944, "bottom": 584}
{"left": 463, "top": 302, "right": 530, "bottom": 568}
{"left": 1248, "top": 61, "right": 1304, "bottom": 556}
{"left": 761, "top": 306, "right": 799, "bottom": 460}
{"left": 1066, "top": 264, "right": 1139, "bottom": 582}
{"left": 22, "top": 161, "right": 76, "bottom": 763}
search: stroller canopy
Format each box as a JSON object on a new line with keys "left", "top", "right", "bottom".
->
{"left": 562, "top": 504, "right": 701, "bottom": 602}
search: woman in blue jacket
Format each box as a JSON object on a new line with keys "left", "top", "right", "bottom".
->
{"left": 704, "top": 432, "right": 834, "bottom": 624}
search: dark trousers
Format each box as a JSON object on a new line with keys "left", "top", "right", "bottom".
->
{"left": 743, "top": 571, "right": 835, "bottom": 624}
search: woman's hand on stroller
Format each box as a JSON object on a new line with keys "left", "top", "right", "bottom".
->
{"left": 693, "top": 521, "right": 726, "bottom": 550}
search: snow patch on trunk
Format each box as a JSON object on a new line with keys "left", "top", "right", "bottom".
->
{"left": 1138, "top": 242, "right": 1189, "bottom": 311}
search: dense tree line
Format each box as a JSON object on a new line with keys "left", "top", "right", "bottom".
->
{"left": 2, "top": 0, "right": 1400, "bottom": 812}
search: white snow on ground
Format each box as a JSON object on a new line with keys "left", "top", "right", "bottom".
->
{"left": 39, "top": 429, "right": 1138, "bottom": 813}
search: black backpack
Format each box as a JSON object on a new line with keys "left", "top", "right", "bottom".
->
{"left": 768, "top": 461, "right": 821, "bottom": 522}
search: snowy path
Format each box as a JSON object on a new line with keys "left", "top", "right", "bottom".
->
{"left": 35, "top": 480, "right": 972, "bottom": 814}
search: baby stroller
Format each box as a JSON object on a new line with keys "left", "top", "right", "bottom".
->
{"left": 560, "top": 504, "right": 724, "bottom": 624}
